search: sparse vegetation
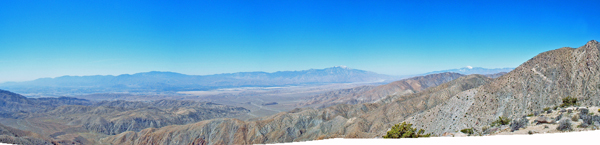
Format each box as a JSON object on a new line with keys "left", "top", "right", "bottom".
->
{"left": 510, "top": 117, "right": 528, "bottom": 132}
{"left": 572, "top": 114, "right": 579, "bottom": 121}
{"left": 460, "top": 128, "right": 474, "bottom": 135}
{"left": 527, "top": 113, "right": 534, "bottom": 117}
{"left": 491, "top": 116, "right": 511, "bottom": 127}
{"left": 383, "top": 122, "right": 431, "bottom": 138}
{"left": 543, "top": 107, "right": 551, "bottom": 111}
{"left": 557, "top": 118, "right": 573, "bottom": 131}
{"left": 560, "top": 96, "right": 579, "bottom": 107}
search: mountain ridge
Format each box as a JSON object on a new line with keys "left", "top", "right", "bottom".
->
{"left": 0, "top": 66, "right": 398, "bottom": 97}
{"left": 407, "top": 40, "right": 600, "bottom": 135}
{"left": 99, "top": 40, "right": 599, "bottom": 145}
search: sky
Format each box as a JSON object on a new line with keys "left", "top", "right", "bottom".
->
{"left": 0, "top": 0, "right": 599, "bottom": 83}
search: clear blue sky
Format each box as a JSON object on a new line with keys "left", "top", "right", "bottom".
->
{"left": 0, "top": 0, "right": 598, "bottom": 83}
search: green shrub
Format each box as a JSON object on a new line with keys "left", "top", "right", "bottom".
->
{"left": 491, "top": 116, "right": 511, "bottom": 127}
{"left": 543, "top": 107, "right": 551, "bottom": 111}
{"left": 527, "top": 113, "right": 534, "bottom": 117}
{"left": 597, "top": 109, "right": 600, "bottom": 113}
{"left": 560, "top": 96, "right": 579, "bottom": 107}
{"left": 460, "top": 128, "right": 474, "bottom": 135}
{"left": 383, "top": 122, "right": 431, "bottom": 138}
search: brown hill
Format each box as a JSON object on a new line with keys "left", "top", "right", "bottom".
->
{"left": 0, "top": 89, "right": 250, "bottom": 144}
{"left": 406, "top": 40, "right": 600, "bottom": 135}
{"left": 0, "top": 123, "right": 55, "bottom": 145}
{"left": 101, "top": 74, "right": 491, "bottom": 145}
{"left": 296, "top": 72, "right": 465, "bottom": 108}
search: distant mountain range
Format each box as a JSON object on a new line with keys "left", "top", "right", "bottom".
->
{"left": 0, "top": 66, "right": 399, "bottom": 96}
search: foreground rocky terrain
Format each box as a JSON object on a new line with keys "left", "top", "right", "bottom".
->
{"left": 407, "top": 40, "right": 600, "bottom": 135}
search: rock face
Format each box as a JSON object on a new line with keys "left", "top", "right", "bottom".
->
{"left": 102, "top": 74, "right": 492, "bottom": 145}
{"left": 406, "top": 40, "right": 600, "bottom": 135}
{"left": 296, "top": 72, "right": 465, "bottom": 108}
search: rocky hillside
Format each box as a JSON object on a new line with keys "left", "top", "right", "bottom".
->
{"left": 423, "top": 67, "right": 514, "bottom": 76}
{"left": 296, "top": 72, "right": 464, "bottom": 108}
{"left": 406, "top": 40, "right": 600, "bottom": 135}
{"left": 100, "top": 41, "right": 599, "bottom": 145}
{"left": 0, "top": 123, "right": 55, "bottom": 145}
{"left": 0, "top": 89, "right": 251, "bottom": 144}
{"left": 45, "top": 100, "right": 250, "bottom": 135}
{"left": 484, "top": 72, "right": 508, "bottom": 79}
{"left": 101, "top": 74, "right": 491, "bottom": 145}
{"left": 0, "top": 89, "right": 92, "bottom": 118}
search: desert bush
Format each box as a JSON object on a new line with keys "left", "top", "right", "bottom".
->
{"left": 572, "top": 114, "right": 579, "bottom": 121}
{"left": 560, "top": 96, "right": 578, "bottom": 107}
{"left": 460, "top": 128, "right": 474, "bottom": 135}
{"left": 383, "top": 122, "right": 431, "bottom": 138}
{"left": 597, "top": 109, "right": 600, "bottom": 113}
{"left": 579, "top": 108, "right": 589, "bottom": 116}
{"left": 510, "top": 116, "right": 528, "bottom": 132}
{"left": 578, "top": 122, "right": 589, "bottom": 128}
{"left": 490, "top": 116, "right": 511, "bottom": 127}
{"left": 543, "top": 107, "right": 551, "bottom": 111}
{"left": 557, "top": 118, "right": 573, "bottom": 131}
{"left": 527, "top": 113, "right": 534, "bottom": 117}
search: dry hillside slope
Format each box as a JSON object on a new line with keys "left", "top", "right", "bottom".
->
{"left": 296, "top": 72, "right": 464, "bottom": 108}
{"left": 407, "top": 40, "right": 600, "bottom": 135}
{"left": 101, "top": 74, "right": 491, "bottom": 145}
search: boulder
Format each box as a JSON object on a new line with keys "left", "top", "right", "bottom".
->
{"left": 555, "top": 113, "right": 563, "bottom": 121}
{"left": 535, "top": 116, "right": 553, "bottom": 124}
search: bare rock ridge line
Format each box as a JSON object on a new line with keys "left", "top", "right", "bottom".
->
{"left": 101, "top": 74, "right": 491, "bottom": 145}
{"left": 407, "top": 40, "right": 600, "bottom": 135}
{"left": 296, "top": 72, "right": 465, "bottom": 108}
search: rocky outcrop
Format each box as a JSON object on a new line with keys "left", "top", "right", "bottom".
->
{"left": 101, "top": 74, "right": 491, "bottom": 145}
{"left": 407, "top": 40, "right": 600, "bottom": 135}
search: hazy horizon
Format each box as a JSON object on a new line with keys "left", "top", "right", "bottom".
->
{"left": 0, "top": 65, "right": 515, "bottom": 83}
{"left": 1, "top": 0, "right": 598, "bottom": 83}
